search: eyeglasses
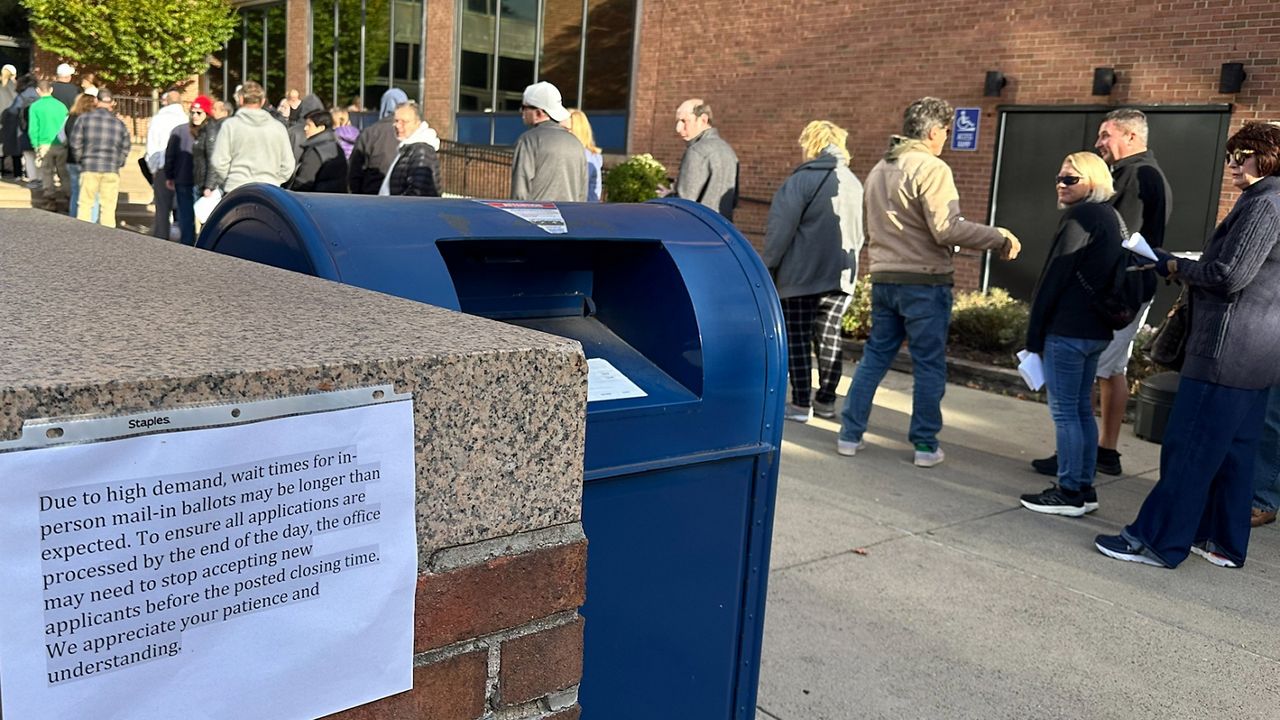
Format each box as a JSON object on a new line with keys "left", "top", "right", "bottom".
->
{"left": 1055, "top": 175, "right": 1083, "bottom": 186}
{"left": 1226, "top": 149, "right": 1256, "bottom": 166}
{"left": 191, "top": 110, "right": 206, "bottom": 116}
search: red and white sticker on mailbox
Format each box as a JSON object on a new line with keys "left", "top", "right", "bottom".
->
{"left": 479, "top": 201, "right": 568, "bottom": 234}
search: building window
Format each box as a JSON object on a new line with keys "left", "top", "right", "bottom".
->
{"left": 211, "top": 2, "right": 288, "bottom": 103}
{"left": 310, "top": 0, "right": 424, "bottom": 113}
{"left": 456, "top": 0, "right": 635, "bottom": 151}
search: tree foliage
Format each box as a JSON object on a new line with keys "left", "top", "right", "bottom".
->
{"left": 21, "top": 0, "right": 237, "bottom": 90}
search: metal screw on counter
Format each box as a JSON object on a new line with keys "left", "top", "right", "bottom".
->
{"left": 198, "top": 186, "right": 787, "bottom": 720}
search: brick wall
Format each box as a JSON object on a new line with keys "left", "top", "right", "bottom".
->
{"left": 631, "top": 0, "right": 1280, "bottom": 290}
{"left": 325, "top": 524, "right": 587, "bottom": 720}
{"left": 287, "top": 0, "right": 311, "bottom": 95}
{"left": 425, "top": 0, "right": 457, "bottom": 137}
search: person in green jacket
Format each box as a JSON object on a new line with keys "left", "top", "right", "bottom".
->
{"left": 28, "top": 79, "right": 70, "bottom": 209}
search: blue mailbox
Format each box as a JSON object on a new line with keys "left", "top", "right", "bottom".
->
{"left": 197, "top": 187, "right": 786, "bottom": 719}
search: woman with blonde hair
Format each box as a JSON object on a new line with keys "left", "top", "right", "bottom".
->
{"left": 762, "top": 120, "right": 864, "bottom": 422}
{"left": 1020, "top": 151, "right": 1127, "bottom": 517}
{"left": 564, "top": 109, "right": 602, "bottom": 201}
{"left": 330, "top": 107, "right": 359, "bottom": 159}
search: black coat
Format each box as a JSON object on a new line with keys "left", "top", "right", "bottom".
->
{"left": 1110, "top": 151, "right": 1172, "bottom": 303}
{"left": 386, "top": 142, "right": 440, "bottom": 197}
{"left": 1025, "top": 202, "right": 1125, "bottom": 353}
{"left": 347, "top": 117, "right": 399, "bottom": 194}
{"left": 192, "top": 119, "right": 221, "bottom": 192}
{"left": 288, "top": 129, "right": 348, "bottom": 193}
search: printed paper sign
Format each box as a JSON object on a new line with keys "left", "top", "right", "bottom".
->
{"left": 0, "top": 396, "right": 417, "bottom": 720}
{"left": 481, "top": 201, "right": 568, "bottom": 234}
{"left": 587, "top": 357, "right": 648, "bottom": 402}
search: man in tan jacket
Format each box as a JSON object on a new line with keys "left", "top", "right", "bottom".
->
{"left": 837, "top": 97, "right": 1021, "bottom": 467}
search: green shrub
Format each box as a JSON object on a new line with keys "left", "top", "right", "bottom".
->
{"left": 948, "top": 287, "right": 1029, "bottom": 353}
{"left": 602, "top": 153, "right": 667, "bottom": 203}
{"left": 840, "top": 276, "right": 873, "bottom": 339}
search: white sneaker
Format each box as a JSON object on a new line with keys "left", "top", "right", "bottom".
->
{"left": 913, "top": 446, "right": 945, "bottom": 468}
{"left": 1190, "top": 543, "right": 1240, "bottom": 568}
{"left": 784, "top": 403, "right": 812, "bottom": 423}
{"left": 836, "top": 438, "right": 867, "bottom": 456}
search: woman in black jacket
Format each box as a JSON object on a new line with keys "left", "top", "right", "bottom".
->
{"left": 1019, "top": 151, "right": 1126, "bottom": 518}
{"left": 1096, "top": 123, "right": 1280, "bottom": 569}
{"left": 287, "top": 110, "right": 348, "bottom": 193}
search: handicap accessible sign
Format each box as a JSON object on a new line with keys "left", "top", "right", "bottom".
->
{"left": 950, "top": 108, "right": 980, "bottom": 152}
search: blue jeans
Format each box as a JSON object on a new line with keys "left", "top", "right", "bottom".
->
{"left": 1126, "top": 377, "right": 1266, "bottom": 567}
{"left": 175, "top": 184, "right": 196, "bottom": 245}
{"left": 1253, "top": 384, "right": 1280, "bottom": 512}
{"left": 840, "top": 283, "right": 952, "bottom": 450}
{"left": 1043, "top": 335, "right": 1109, "bottom": 492}
{"left": 66, "top": 163, "right": 99, "bottom": 223}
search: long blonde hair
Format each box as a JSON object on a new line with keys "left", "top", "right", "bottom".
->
{"left": 798, "top": 120, "right": 849, "bottom": 163}
{"left": 1064, "top": 152, "right": 1115, "bottom": 203}
{"left": 565, "top": 109, "right": 601, "bottom": 154}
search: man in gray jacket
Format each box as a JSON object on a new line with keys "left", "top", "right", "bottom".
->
{"left": 673, "top": 98, "right": 738, "bottom": 220}
{"left": 209, "top": 81, "right": 295, "bottom": 193}
{"left": 510, "top": 82, "right": 586, "bottom": 202}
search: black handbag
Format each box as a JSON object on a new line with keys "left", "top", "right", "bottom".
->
{"left": 1145, "top": 292, "right": 1188, "bottom": 370}
{"left": 137, "top": 156, "right": 153, "bottom": 185}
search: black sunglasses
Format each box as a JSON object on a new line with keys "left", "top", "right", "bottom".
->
{"left": 1055, "top": 175, "right": 1083, "bottom": 186}
{"left": 1226, "top": 149, "right": 1256, "bottom": 166}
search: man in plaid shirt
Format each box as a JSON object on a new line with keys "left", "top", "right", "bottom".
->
{"left": 68, "top": 89, "right": 130, "bottom": 228}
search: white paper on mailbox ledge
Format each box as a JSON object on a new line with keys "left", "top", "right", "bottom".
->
{"left": 0, "top": 399, "right": 417, "bottom": 720}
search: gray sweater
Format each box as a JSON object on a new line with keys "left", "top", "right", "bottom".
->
{"left": 1173, "top": 175, "right": 1280, "bottom": 389}
{"left": 510, "top": 121, "right": 587, "bottom": 202}
{"left": 761, "top": 151, "right": 864, "bottom": 299}
{"left": 675, "top": 127, "right": 739, "bottom": 220}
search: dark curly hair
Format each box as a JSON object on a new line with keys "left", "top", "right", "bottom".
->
{"left": 1225, "top": 122, "right": 1280, "bottom": 177}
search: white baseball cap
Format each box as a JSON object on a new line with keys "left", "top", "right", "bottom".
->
{"left": 56, "top": 63, "right": 75, "bottom": 77}
{"left": 522, "top": 81, "right": 569, "bottom": 123}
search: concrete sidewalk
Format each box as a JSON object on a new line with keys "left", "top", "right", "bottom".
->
{"left": 0, "top": 144, "right": 155, "bottom": 232}
{"left": 759, "top": 370, "right": 1280, "bottom": 719}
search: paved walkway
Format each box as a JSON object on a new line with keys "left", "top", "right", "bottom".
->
{"left": 758, "top": 370, "right": 1280, "bottom": 719}
{"left": 0, "top": 144, "right": 155, "bottom": 232}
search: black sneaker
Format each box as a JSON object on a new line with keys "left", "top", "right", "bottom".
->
{"left": 1096, "top": 448, "right": 1122, "bottom": 476}
{"left": 1031, "top": 454, "right": 1057, "bottom": 476}
{"left": 1082, "top": 486, "right": 1099, "bottom": 513}
{"left": 1020, "top": 485, "right": 1087, "bottom": 517}
{"left": 1094, "top": 534, "right": 1167, "bottom": 567}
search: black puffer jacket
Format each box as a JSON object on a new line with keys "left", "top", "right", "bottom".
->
{"left": 386, "top": 142, "right": 440, "bottom": 197}
{"left": 288, "top": 129, "right": 348, "bottom": 193}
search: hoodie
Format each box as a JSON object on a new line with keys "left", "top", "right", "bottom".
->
{"left": 378, "top": 122, "right": 441, "bottom": 196}
{"left": 379, "top": 88, "right": 408, "bottom": 119}
{"left": 146, "top": 102, "right": 189, "bottom": 172}
{"left": 863, "top": 135, "right": 1009, "bottom": 282}
{"left": 209, "top": 107, "right": 296, "bottom": 192}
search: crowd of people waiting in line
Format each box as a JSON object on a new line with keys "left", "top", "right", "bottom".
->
{"left": 763, "top": 96, "right": 1280, "bottom": 571}
{"left": 11, "top": 62, "right": 1278, "bottom": 572}
{"left": 0, "top": 69, "right": 611, "bottom": 244}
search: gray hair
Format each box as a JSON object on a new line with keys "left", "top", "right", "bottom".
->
{"left": 902, "top": 97, "right": 953, "bottom": 140}
{"left": 1104, "top": 108, "right": 1149, "bottom": 145}
{"left": 394, "top": 101, "right": 421, "bottom": 121}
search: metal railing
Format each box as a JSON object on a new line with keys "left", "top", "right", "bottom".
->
{"left": 110, "top": 95, "right": 157, "bottom": 144}
{"left": 436, "top": 139, "right": 514, "bottom": 200}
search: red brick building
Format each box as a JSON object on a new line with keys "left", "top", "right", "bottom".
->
{"left": 31, "top": 0, "right": 1263, "bottom": 292}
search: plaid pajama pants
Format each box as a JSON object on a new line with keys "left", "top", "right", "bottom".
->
{"left": 781, "top": 291, "right": 852, "bottom": 406}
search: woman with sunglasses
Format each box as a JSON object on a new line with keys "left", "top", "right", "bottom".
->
{"left": 1019, "top": 152, "right": 1127, "bottom": 517}
{"left": 1096, "top": 122, "right": 1280, "bottom": 568}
